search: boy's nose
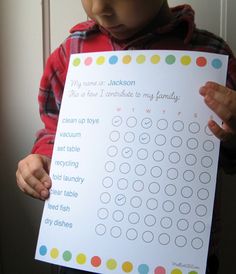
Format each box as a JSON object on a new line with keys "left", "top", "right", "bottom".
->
{"left": 91, "top": 0, "right": 113, "bottom": 16}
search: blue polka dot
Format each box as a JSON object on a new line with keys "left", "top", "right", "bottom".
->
{"left": 212, "top": 59, "right": 222, "bottom": 69}
{"left": 39, "top": 245, "right": 47, "bottom": 256}
{"left": 138, "top": 264, "right": 149, "bottom": 274}
{"left": 109, "top": 55, "right": 118, "bottom": 65}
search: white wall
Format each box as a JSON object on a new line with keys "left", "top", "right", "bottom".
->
{"left": 227, "top": 0, "right": 236, "bottom": 53}
{"left": 50, "top": 0, "right": 86, "bottom": 51}
{"left": 0, "top": 0, "right": 50, "bottom": 273}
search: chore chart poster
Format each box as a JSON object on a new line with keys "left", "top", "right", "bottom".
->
{"left": 36, "top": 50, "right": 228, "bottom": 274}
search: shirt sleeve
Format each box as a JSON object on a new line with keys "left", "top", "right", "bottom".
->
{"left": 31, "top": 42, "right": 69, "bottom": 158}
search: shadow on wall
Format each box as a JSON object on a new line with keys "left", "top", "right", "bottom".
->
{"left": 0, "top": 121, "right": 51, "bottom": 274}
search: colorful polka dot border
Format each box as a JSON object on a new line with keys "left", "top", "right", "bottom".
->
{"left": 39, "top": 245, "right": 199, "bottom": 273}
{"left": 72, "top": 54, "right": 223, "bottom": 69}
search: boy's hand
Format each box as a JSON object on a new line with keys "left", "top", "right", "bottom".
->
{"left": 200, "top": 82, "right": 236, "bottom": 147}
{"left": 16, "top": 154, "right": 52, "bottom": 200}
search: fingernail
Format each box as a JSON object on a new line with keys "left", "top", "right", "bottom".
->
{"left": 208, "top": 120, "right": 216, "bottom": 128}
{"left": 43, "top": 181, "right": 51, "bottom": 188}
{"left": 41, "top": 190, "right": 49, "bottom": 199}
{"left": 199, "top": 87, "right": 206, "bottom": 95}
{"left": 206, "top": 81, "right": 217, "bottom": 89}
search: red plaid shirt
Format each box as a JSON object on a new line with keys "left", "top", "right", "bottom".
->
{"left": 33, "top": 4, "right": 236, "bottom": 167}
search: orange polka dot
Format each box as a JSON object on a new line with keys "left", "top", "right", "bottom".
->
{"left": 196, "top": 57, "right": 207, "bottom": 67}
{"left": 122, "top": 261, "right": 133, "bottom": 272}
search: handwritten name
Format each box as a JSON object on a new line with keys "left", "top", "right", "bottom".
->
{"left": 108, "top": 79, "right": 136, "bottom": 86}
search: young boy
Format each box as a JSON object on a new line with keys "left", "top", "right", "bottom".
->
{"left": 16, "top": 1, "right": 236, "bottom": 273}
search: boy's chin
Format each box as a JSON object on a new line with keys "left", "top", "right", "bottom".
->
{"left": 109, "top": 29, "right": 140, "bottom": 41}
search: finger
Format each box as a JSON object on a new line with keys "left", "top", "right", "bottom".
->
{"left": 17, "top": 160, "right": 51, "bottom": 195}
{"left": 204, "top": 93, "right": 233, "bottom": 121}
{"left": 38, "top": 155, "right": 52, "bottom": 188}
{"left": 200, "top": 82, "right": 229, "bottom": 95}
{"left": 37, "top": 172, "right": 52, "bottom": 189}
{"left": 199, "top": 82, "right": 220, "bottom": 96}
{"left": 16, "top": 170, "right": 44, "bottom": 200}
{"left": 207, "top": 120, "right": 232, "bottom": 141}
{"left": 41, "top": 154, "right": 52, "bottom": 174}
{"left": 19, "top": 157, "right": 51, "bottom": 187}
{"left": 200, "top": 82, "right": 236, "bottom": 111}
{"left": 199, "top": 82, "right": 235, "bottom": 130}
{"left": 22, "top": 170, "right": 49, "bottom": 197}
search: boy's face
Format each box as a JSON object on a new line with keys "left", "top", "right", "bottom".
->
{"left": 81, "top": 0, "right": 166, "bottom": 40}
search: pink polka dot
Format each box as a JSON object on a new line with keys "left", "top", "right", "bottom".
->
{"left": 85, "top": 57, "right": 93, "bottom": 66}
{"left": 155, "top": 266, "right": 166, "bottom": 274}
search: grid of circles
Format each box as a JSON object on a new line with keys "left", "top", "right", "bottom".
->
{"left": 72, "top": 53, "right": 223, "bottom": 69}
{"left": 97, "top": 115, "right": 215, "bottom": 250}
{"left": 38, "top": 245, "right": 199, "bottom": 274}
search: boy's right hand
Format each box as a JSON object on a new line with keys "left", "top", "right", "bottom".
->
{"left": 16, "top": 154, "right": 52, "bottom": 200}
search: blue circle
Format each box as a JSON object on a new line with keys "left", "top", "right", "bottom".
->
{"left": 212, "top": 59, "right": 222, "bottom": 69}
{"left": 39, "top": 245, "right": 47, "bottom": 256}
{"left": 109, "top": 55, "right": 118, "bottom": 65}
{"left": 138, "top": 264, "right": 149, "bottom": 274}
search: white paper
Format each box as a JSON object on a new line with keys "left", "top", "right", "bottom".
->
{"left": 36, "top": 50, "right": 228, "bottom": 274}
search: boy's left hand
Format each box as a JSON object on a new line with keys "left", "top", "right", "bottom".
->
{"left": 200, "top": 81, "right": 236, "bottom": 147}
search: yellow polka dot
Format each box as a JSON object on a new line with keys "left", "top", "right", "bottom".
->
{"left": 106, "top": 259, "right": 117, "bottom": 270}
{"left": 73, "top": 58, "right": 81, "bottom": 66}
{"left": 96, "top": 56, "right": 105, "bottom": 65}
{"left": 151, "top": 55, "right": 161, "bottom": 64}
{"left": 76, "top": 253, "right": 87, "bottom": 264}
{"left": 122, "top": 261, "right": 133, "bottom": 272}
{"left": 50, "top": 248, "right": 59, "bottom": 259}
{"left": 136, "top": 55, "right": 146, "bottom": 64}
{"left": 123, "top": 55, "right": 132, "bottom": 64}
{"left": 181, "top": 55, "right": 191, "bottom": 66}
{"left": 171, "top": 269, "right": 182, "bottom": 274}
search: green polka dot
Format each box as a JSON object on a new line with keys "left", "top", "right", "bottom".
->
{"left": 151, "top": 55, "right": 161, "bottom": 64}
{"left": 166, "top": 55, "right": 176, "bottom": 65}
{"left": 63, "top": 250, "right": 72, "bottom": 262}
{"left": 181, "top": 55, "right": 192, "bottom": 65}
{"left": 76, "top": 253, "right": 86, "bottom": 264}
{"left": 136, "top": 55, "right": 146, "bottom": 64}
{"left": 106, "top": 259, "right": 117, "bottom": 270}
{"left": 73, "top": 58, "right": 81, "bottom": 66}
{"left": 96, "top": 56, "right": 105, "bottom": 65}
{"left": 50, "top": 248, "right": 59, "bottom": 259}
{"left": 188, "top": 272, "right": 198, "bottom": 274}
